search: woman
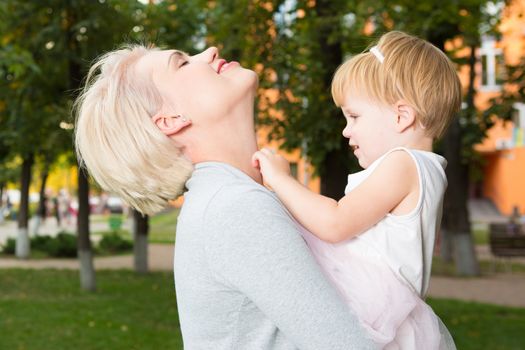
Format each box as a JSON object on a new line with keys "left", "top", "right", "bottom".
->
{"left": 75, "top": 45, "right": 376, "bottom": 350}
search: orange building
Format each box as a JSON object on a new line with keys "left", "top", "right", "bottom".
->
{"left": 254, "top": 84, "right": 320, "bottom": 194}
{"left": 474, "top": 0, "right": 525, "bottom": 215}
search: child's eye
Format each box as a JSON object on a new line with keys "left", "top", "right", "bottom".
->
{"left": 348, "top": 114, "right": 359, "bottom": 119}
{"left": 179, "top": 61, "right": 189, "bottom": 68}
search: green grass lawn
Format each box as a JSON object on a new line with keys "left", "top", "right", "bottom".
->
{"left": 92, "top": 208, "right": 180, "bottom": 244}
{"left": 0, "top": 269, "right": 182, "bottom": 350}
{"left": 1, "top": 269, "right": 525, "bottom": 350}
{"left": 148, "top": 208, "right": 180, "bottom": 243}
{"left": 428, "top": 298, "right": 525, "bottom": 350}
{"left": 473, "top": 227, "right": 489, "bottom": 245}
{"left": 432, "top": 256, "right": 525, "bottom": 275}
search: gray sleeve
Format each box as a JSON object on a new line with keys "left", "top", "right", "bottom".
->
{"left": 204, "top": 187, "right": 377, "bottom": 350}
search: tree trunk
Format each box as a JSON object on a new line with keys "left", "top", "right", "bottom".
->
{"left": 77, "top": 166, "right": 96, "bottom": 291}
{"left": 439, "top": 228, "right": 454, "bottom": 262}
{"left": 16, "top": 153, "right": 34, "bottom": 259}
{"left": 33, "top": 166, "right": 49, "bottom": 236}
{"left": 442, "top": 117, "right": 480, "bottom": 275}
{"left": 133, "top": 209, "right": 149, "bottom": 274}
{"left": 428, "top": 35, "right": 479, "bottom": 275}
{"left": 0, "top": 182, "right": 4, "bottom": 224}
{"left": 443, "top": 45, "right": 479, "bottom": 275}
{"left": 0, "top": 183, "right": 4, "bottom": 207}
{"left": 316, "top": 0, "right": 348, "bottom": 199}
{"left": 66, "top": 5, "right": 95, "bottom": 290}
{"left": 320, "top": 146, "right": 351, "bottom": 200}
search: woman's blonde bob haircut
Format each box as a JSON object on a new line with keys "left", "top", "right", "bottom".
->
{"left": 74, "top": 45, "right": 193, "bottom": 215}
{"left": 332, "top": 31, "right": 462, "bottom": 139}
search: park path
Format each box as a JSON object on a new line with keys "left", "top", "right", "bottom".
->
{"left": 428, "top": 273, "right": 525, "bottom": 308}
{"left": 1, "top": 243, "right": 525, "bottom": 308}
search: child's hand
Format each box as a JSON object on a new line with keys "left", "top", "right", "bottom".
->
{"left": 252, "top": 148, "right": 291, "bottom": 188}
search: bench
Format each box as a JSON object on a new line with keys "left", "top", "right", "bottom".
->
{"left": 489, "top": 223, "right": 525, "bottom": 272}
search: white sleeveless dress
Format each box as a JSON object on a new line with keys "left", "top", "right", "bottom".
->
{"left": 300, "top": 147, "right": 456, "bottom": 349}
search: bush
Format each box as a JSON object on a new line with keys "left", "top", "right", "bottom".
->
{"left": 44, "top": 232, "right": 77, "bottom": 257}
{"left": 98, "top": 232, "right": 132, "bottom": 254}
{"left": 31, "top": 235, "right": 54, "bottom": 252}
{"left": 1, "top": 237, "right": 16, "bottom": 254}
{"left": 1, "top": 233, "right": 77, "bottom": 258}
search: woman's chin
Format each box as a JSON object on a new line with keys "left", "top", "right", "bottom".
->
{"left": 243, "top": 68, "right": 259, "bottom": 90}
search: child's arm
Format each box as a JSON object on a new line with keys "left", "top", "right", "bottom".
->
{"left": 252, "top": 148, "right": 418, "bottom": 243}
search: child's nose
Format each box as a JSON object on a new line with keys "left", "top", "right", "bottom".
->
{"left": 342, "top": 125, "right": 352, "bottom": 138}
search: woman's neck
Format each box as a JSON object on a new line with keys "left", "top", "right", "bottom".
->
{"left": 197, "top": 137, "right": 262, "bottom": 183}
{"left": 182, "top": 115, "right": 263, "bottom": 184}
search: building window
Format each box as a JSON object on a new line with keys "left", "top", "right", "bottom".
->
{"left": 512, "top": 102, "right": 525, "bottom": 147}
{"left": 480, "top": 37, "right": 504, "bottom": 92}
{"left": 513, "top": 102, "right": 525, "bottom": 128}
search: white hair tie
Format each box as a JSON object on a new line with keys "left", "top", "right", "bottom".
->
{"left": 370, "top": 46, "right": 385, "bottom": 63}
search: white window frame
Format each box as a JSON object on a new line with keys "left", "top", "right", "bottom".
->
{"left": 479, "top": 37, "right": 503, "bottom": 92}
{"left": 512, "top": 102, "right": 525, "bottom": 128}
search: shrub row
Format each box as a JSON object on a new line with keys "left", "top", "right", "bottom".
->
{"left": 1, "top": 231, "right": 133, "bottom": 258}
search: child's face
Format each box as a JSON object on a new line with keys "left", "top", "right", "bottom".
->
{"left": 340, "top": 91, "right": 398, "bottom": 168}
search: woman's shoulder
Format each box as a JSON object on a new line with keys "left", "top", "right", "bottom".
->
{"left": 203, "top": 180, "right": 288, "bottom": 225}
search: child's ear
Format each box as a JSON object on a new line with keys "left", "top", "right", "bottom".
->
{"left": 393, "top": 100, "right": 417, "bottom": 133}
{"left": 151, "top": 112, "right": 192, "bottom": 136}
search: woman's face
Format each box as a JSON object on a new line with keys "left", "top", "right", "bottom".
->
{"left": 136, "top": 47, "right": 258, "bottom": 122}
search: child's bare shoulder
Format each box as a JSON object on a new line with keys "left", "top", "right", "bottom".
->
{"left": 376, "top": 149, "right": 416, "bottom": 174}
{"left": 367, "top": 149, "right": 418, "bottom": 192}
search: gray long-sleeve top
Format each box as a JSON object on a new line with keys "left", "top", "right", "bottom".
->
{"left": 174, "top": 162, "right": 376, "bottom": 350}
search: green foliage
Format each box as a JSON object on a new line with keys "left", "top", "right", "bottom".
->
{"left": 138, "top": 0, "right": 207, "bottom": 52}
{"left": 98, "top": 232, "right": 133, "bottom": 254}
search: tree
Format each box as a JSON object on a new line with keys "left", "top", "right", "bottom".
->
{"left": 60, "top": 0, "right": 139, "bottom": 291}
{"left": 204, "top": 0, "right": 500, "bottom": 275}
{"left": 0, "top": 0, "right": 145, "bottom": 288}
{"left": 0, "top": 39, "right": 47, "bottom": 258}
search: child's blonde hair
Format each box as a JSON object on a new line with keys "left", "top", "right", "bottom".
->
{"left": 74, "top": 45, "right": 193, "bottom": 215}
{"left": 332, "top": 31, "right": 461, "bottom": 139}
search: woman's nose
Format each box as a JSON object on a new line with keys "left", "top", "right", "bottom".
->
{"left": 192, "top": 47, "right": 218, "bottom": 63}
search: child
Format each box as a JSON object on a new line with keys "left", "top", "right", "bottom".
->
{"left": 253, "top": 31, "right": 460, "bottom": 349}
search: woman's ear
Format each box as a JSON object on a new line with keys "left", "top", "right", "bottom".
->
{"left": 394, "top": 100, "right": 417, "bottom": 133}
{"left": 151, "top": 112, "right": 192, "bottom": 136}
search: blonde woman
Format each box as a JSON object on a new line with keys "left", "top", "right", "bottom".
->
{"left": 75, "top": 46, "right": 376, "bottom": 350}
